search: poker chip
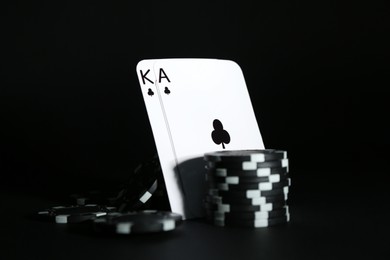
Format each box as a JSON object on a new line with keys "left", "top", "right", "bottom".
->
{"left": 204, "top": 200, "right": 286, "bottom": 213}
{"left": 206, "top": 173, "right": 289, "bottom": 184}
{"left": 32, "top": 154, "right": 181, "bottom": 238}
{"left": 93, "top": 210, "right": 183, "bottom": 235}
{"left": 113, "top": 154, "right": 162, "bottom": 211}
{"left": 212, "top": 214, "right": 290, "bottom": 228}
{"left": 209, "top": 166, "right": 288, "bottom": 177}
{"left": 209, "top": 178, "right": 291, "bottom": 191}
{"left": 206, "top": 206, "right": 290, "bottom": 220}
{"left": 70, "top": 190, "right": 120, "bottom": 206}
{"left": 205, "top": 193, "right": 287, "bottom": 205}
{"left": 206, "top": 158, "right": 289, "bottom": 170}
{"left": 116, "top": 179, "right": 158, "bottom": 212}
{"left": 208, "top": 187, "right": 289, "bottom": 198}
{"left": 203, "top": 149, "right": 291, "bottom": 228}
{"left": 36, "top": 204, "right": 117, "bottom": 224}
{"left": 70, "top": 154, "right": 162, "bottom": 212}
{"left": 204, "top": 149, "right": 287, "bottom": 163}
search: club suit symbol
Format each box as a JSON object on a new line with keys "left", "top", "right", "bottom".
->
{"left": 147, "top": 88, "right": 154, "bottom": 96}
{"left": 164, "top": 87, "right": 171, "bottom": 95}
{"left": 211, "top": 119, "right": 230, "bottom": 149}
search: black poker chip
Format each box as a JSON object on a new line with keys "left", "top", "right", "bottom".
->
{"left": 209, "top": 178, "right": 291, "bottom": 191}
{"left": 36, "top": 204, "right": 117, "bottom": 224}
{"left": 93, "top": 210, "right": 183, "bottom": 235}
{"left": 68, "top": 154, "right": 162, "bottom": 212}
{"left": 206, "top": 158, "right": 289, "bottom": 170}
{"left": 103, "top": 154, "right": 157, "bottom": 211}
{"left": 109, "top": 154, "right": 161, "bottom": 212}
{"left": 206, "top": 206, "right": 290, "bottom": 220}
{"left": 70, "top": 190, "right": 120, "bottom": 206}
{"left": 208, "top": 187, "right": 289, "bottom": 198}
{"left": 206, "top": 173, "right": 289, "bottom": 184}
{"left": 204, "top": 200, "right": 286, "bottom": 213}
{"left": 207, "top": 166, "right": 288, "bottom": 177}
{"left": 116, "top": 179, "right": 158, "bottom": 212}
{"left": 205, "top": 193, "right": 287, "bottom": 206}
{"left": 211, "top": 214, "right": 290, "bottom": 228}
{"left": 203, "top": 149, "right": 291, "bottom": 228}
{"left": 204, "top": 149, "right": 287, "bottom": 163}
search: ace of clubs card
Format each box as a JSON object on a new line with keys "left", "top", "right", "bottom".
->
{"left": 136, "top": 58, "right": 264, "bottom": 219}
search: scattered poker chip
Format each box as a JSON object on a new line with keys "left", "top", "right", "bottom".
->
{"left": 206, "top": 206, "right": 290, "bottom": 220}
{"left": 206, "top": 158, "right": 289, "bottom": 170}
{"left": 33, "top": 153, "right": 175, "bottom": 239}
{"left": 93, "top": 210, "right": 183, "bottom": 235}
{"left": 204, "top": 149, "right": 287, "bottom": 163}
{"left": 208, "top": 186, "right": 289, "bottom": 198}
{"left": 56, "top": 212, "right": 109, "bottom": 224}
{"left": 36, "top": 204, "right": 117, "bottom": 224}
{"left": 206, "top": 173, "right": 288, "bottom": 184}
{"left": 205, "top": 193, "right": 287, "bottom": 205}
{"left": 137, "top": 179, "right": 158, "bottom": 204}
{"left": 204, "top": 200, "right": 286, "bottom": 213}
{"left": 211, "top": 214, "right": 290, "bottom": 228}
{"left": 112, "top": 154, "right": 161, "bottom": 212}
{"left": 210, "top": 178, "right": 291, "bottom": 191}
{"left": 208, "top": 166, "right": 288, "bottom": 177}
{"left": 70, "top": 190, "right": 120, "bottom": 206}
{"left": 117, "top": 179, "right": 158, "bottom": 212}
{"left": 68, "top": 154, "right": 162, "bottom": 212}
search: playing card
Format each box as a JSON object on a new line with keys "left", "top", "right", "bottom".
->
{"left": 152, "top": 58, "right": 265, "bottom": 219}
{"left": 136, "top": 59, "right": 186, "bottom": 216}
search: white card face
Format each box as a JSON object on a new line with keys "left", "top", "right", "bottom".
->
{"left": 136, "top": 59, "right": 185, "bottom": 216}
{"left": 152, "top": 59, "right": 265, "bottom": 219}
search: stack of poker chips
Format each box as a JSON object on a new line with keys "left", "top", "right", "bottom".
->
{"left": 203, "top": 149, "right": 290, "bottom": 228}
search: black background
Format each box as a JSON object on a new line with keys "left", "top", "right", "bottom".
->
{"left": 1, "top": 1, "right": 389, "bottom": 199}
